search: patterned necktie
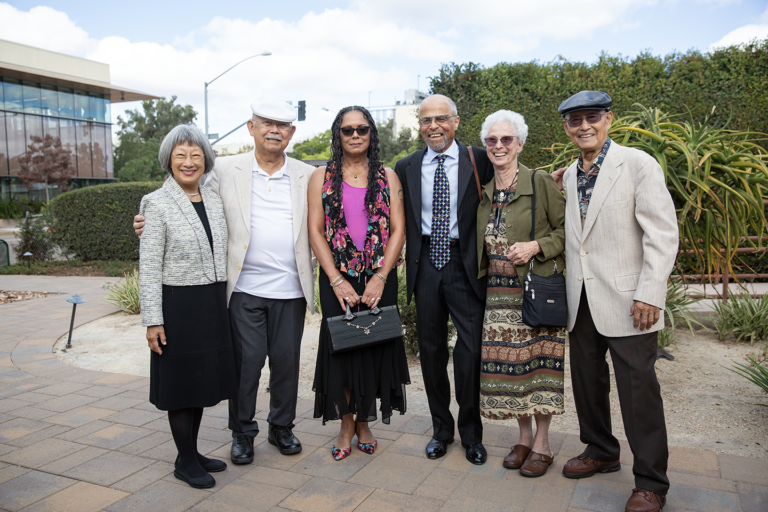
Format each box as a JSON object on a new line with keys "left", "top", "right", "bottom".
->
{"left": 430, "top": 154, "right": 450, "bottom": 269}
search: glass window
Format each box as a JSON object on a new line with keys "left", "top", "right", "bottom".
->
{"left": 92, "top": 124, "right": 107, "bottom": 178}
{"left": 58, "top": 87, "right": 75, "bottom": 118}
{"left": 6, "top": 113, "right": 26, "bottom": 176}
{"left": 105, "top": 100, "right": 111, "bottom": 125}
{"left": 74, "top": 90, "right": 90, "bottom": 120}
{"left": 89, "top": 93, "right": 107, "bottom": 123}
{"left": 60, "top": 119, "right": 78, "bottom": 172}
{"left": 43, "top": 116, "right": 59, "bottom": 140}
{"left": 0, "top": 80, "right": 4, "bottom": 110}
{"left": 76, "top": 121, "right": 92, "bottom": 177}
{"left": 25, "top": 114, "right": 43, "bottom": 149}
{"left": 0, "top": 112, "right": 8, "bottom": 176}
{"left": 22, "top": 81, "right": 41, "bottom": 115}
{"left": 105, "top": 125, "right": 113, "bottom": 177}
{"left": 3, "top": 78, "right": 23, "bottom": 111}
{"left": 41, "top": 84, "right": 58, "bottom": 117}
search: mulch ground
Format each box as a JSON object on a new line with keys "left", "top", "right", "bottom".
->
{"left": 0, "top": 290, "right": 61, "bottom": 304}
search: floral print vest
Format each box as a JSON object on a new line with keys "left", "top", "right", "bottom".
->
{"left": 322, "top": 164, "right": 402, "bottom": 277}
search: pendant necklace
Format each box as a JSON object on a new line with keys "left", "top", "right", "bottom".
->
{"left": 497, "top": 170, "right": 519, "bottom": 203}
{"left": 186, "top": 192, "right": 200, "bottom": 197}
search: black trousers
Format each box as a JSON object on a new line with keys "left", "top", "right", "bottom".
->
{"left": 227, "top": 292, "right": 306, "bottom": 438}
{"left": 570, "top": 287, "right": 669, "bottom": 495}
{"left": 414, "top": 242, "right": 485, "bottom": 445}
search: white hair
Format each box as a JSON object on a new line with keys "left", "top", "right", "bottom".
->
{"left": 158, "top": 124, "right": 216, "bottom": 174}
{"left": 480, "top": 110, "right": 529, "bottom": 146}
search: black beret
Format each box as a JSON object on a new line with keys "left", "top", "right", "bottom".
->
{"left": 558, "top": 90, "right": 612, "bottom": 116}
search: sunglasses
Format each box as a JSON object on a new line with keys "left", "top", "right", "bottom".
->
{"left": 340, "top": 126, "right": 371, "bottom": 137}
{"left": 418, "top": 115, "right": 457, "bottom": 126}
{"left": 485, "top": 136, "right": 518, "bottom": 147}
{"left": 565, "top": 112, "right": 608, "bottom": 128}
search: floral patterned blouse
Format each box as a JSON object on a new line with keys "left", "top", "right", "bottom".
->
{"left": 322, "top": 164, "right": 403, "bottom": 277}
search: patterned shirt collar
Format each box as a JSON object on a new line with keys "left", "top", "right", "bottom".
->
{"left": 577, "top": 137, "right": 612, "bottom": 175}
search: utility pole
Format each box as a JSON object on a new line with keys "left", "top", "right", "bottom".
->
{"left": 204, "top": 52, "right": 271, "bottom": 138}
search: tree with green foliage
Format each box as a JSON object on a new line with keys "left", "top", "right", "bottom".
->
{"left": 290, "top": 130, "right": 332, "bottom": 161}
{"left": 377, "top": 118, "right": 421, "bottom": 169}
{"left": 114, "top": 96, "right": 197, "bottom": 181}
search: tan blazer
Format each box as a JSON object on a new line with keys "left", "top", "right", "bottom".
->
{"left": 562, "top": 142, "right": 678, "bottom": 337}
{"left": 203, "top": 151, "right": 315, "bottom": 312}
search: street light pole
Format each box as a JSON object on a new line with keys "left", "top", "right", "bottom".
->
{"left": 204, "top": 51, "right": 271, "bottom": 138}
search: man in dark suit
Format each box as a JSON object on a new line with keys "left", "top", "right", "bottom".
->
{"left": 394, "top": 94, "right": 493, "bottom": 465}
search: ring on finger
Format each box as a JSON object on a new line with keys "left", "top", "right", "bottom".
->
{"left": 344, "top": 297, "right": 349, "bottom": 301}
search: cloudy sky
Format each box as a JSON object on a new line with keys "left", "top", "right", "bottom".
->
{"left": 1, "top": 1, "right": 767, "bottom": 147}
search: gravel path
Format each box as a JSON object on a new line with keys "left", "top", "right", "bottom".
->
{"left": 55, "top": 312, "right": 768, "bottom": 458}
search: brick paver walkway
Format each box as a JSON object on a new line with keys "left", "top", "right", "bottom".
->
{"left": 0, "top": 275, "right": 766, "bottom": 512}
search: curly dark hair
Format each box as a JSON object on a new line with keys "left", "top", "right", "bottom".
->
{"left": 325, "top": 106, "right": 383, "bottom": 221}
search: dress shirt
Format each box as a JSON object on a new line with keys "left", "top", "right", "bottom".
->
{"left": 233, "top": 154, "right": 303, "bottom": 299}
{"left": 421, "top": 140, "right": 459, "bottom": 238}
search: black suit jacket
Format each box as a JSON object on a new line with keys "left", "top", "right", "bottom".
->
{"left": 395, "top": 141, "right": 494, "bottom": 304}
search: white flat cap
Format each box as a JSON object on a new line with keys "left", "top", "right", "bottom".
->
{"left": 250, "top": 97, "right": 297, "bottom": 123}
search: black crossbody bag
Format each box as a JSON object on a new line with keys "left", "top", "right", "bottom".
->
{"left": 521, "top": 170, "right": 568, "bottom": 328}
{"left": 326, "top": 299, "right": 404, "bottom": 354}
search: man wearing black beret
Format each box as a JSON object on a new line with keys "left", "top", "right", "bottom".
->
{"left": 554, "top": 91, "right": 678, "bottom": 512}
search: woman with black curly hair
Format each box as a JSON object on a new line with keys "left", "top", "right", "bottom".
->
{"left": 308, "top": 106, "right": 409, "bottom": 461}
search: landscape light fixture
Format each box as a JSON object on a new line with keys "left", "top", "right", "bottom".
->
{"left": 23, "top": 251, "right": 32, "bottom": 269}
{"left": 64, "top": 294, "right": 85, "bottom": 350}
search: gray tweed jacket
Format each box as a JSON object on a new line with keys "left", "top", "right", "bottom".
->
{"left": 139, "top": 177, "right": 228, "bottom": 327}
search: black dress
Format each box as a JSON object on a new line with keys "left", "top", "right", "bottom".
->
{"left": 149, "top": 200, "right": 237, "bottom": 411}
{"left": 313, "top": 268, "right": 410, "bottom": 424}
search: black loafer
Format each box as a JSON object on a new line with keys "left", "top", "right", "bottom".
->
{"left": 175, "top": 455, "right": 227, "bottom": 473}
{"left": 426, "top": 437, "right": 454, "bottom": 459}
{"left": 268, "top": 424, "right": 302, "bottom": 455}
{"left": 231, "top": 435, "right": 254, "bottom": 465}
{"left": 461, "top": 442, "right": 487, "bottom": 465}
{"left": 173, "top": 466, "right": 215, "bottom": 489}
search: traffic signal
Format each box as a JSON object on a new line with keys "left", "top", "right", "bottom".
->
{"left": 298, "top": 100, "right": 306, "bottom": 121}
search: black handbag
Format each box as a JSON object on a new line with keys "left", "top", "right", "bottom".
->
{"left": 326, "top": 299, "right": 404, "bottom": 354}
{"left": 521, "top": 170, "right": 568, "bottom": 328}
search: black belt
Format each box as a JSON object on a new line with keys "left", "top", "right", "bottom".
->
{"left": 422, "top": 235, "right": 460, "bottom": 248}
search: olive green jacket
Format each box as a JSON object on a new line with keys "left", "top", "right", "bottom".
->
{"left": 476, "top": 163, "right": 566, "bottom": 281}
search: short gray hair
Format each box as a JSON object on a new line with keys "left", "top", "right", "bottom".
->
{"left": 419, "top": 95, "right": 458, "bottom": 116}
{"left": 158, "top": 124, "right": 216, "bottom": 175}
{"left": 480, "top": 110, "right": 529, "bottom": 146}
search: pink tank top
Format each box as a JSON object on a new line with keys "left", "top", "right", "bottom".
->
{"left": 342, "top": 182, "right": 368, "bottom": 251}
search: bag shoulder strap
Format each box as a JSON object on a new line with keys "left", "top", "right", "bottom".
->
{"left": 530, "top": 169, "right": 537, "bottom": 242}
{"left": 467, "top": 146, "right": 482, "bottom": 201}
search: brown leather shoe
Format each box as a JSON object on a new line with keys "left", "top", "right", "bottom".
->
{"left": 625, "top": 488, "right": 666, "bottom": 512}
{"left": 562, "top": 453, "right": 620, "bottom": 478}
{"left": 503, "top": 444, "right": 532, "bottom": 469}
{"left": 519, "top": 451, "right": 554, "bottom": 478}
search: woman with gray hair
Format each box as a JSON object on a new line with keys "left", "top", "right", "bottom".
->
{"left": 475, "top": 110, "right": 566, "bottom": 477}
{"left": 140, "top": 124, "right": 236, "bottom": 489}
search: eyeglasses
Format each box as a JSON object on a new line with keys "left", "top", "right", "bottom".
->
{"left": 564, "top": 112, "right": 608, "bottom": 128}
{"left": 340, "top": 126, "right": 371, "bottom": 137}
{"left": 484, "top": 136, "right": 518, "bottom": 147}
{"left": 255, "top": 118, "right": 293, "bottom": 131}
{"left": 419, "top": 115, "right": 457, "bottom": 126}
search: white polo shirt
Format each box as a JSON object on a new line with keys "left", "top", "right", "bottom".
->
{"left": 233, "top": 154, "right": 303, "bottom": 299}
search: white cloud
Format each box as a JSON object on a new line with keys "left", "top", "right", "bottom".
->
{"left": 709, "top": 5, "right": 768, "bottom": 50}
{"left": 0, "top": 3, "right": 93, "bottom": 55}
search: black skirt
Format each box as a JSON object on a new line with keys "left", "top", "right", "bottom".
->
{"left": 312, "top": 268, "right": 410, "bottom": 424}
{"left": 149, "top": 282, "right": 237, "bottom": 411}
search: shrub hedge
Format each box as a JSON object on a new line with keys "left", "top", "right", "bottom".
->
{"left": 48, "top": 182, "right": 162, "bottom": 261}
{"left": 430, "top": 39, "right": 768, "bottom": 169}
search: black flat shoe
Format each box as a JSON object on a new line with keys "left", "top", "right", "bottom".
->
{"left": 426, "top": 437, "right": 454, "bottom": 459}
{"left": 461, "top": 442, "right": 487, "bottom": 465}
{"left": 231, "top": 435, "right": 254, "bottom": 465}
{"left": 268, "top": 424, "right": 302, "bottom": 455}
{"left": 173, "top": 466, "right": 215, "bottom": 489}
{"left": 176, "top": 455, "right": 227, "bottom": 473}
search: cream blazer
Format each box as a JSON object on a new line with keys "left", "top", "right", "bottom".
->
{"left": 203, "top": 152, "right": 315, "bottom": 312}
{"left": 562, "top": 142, "right": 678, "bottom": 337}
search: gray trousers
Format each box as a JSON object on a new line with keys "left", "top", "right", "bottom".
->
{"left": 227, "top": 292, "right": 306, "bottom": 438}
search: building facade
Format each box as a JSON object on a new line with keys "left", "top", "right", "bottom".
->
{"left": 0, "top": 39, "right": 157, "bottom": 201}
{"left": 369, "top": 88, "right": 426, "bottom": 137}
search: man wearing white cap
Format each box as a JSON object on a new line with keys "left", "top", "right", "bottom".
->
{"left": 134, "top": 98, "right": 315, "bottom": 465}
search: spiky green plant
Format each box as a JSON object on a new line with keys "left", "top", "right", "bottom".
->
{"left": 104, "top": 269, "right": 141, "bottom": 314}
{"left": 728, "top": 356, "right": 768, "bottom": 407}
{"left": 711, "top": 292, "right": 768, "bottom": 344}
{"left": 544, "top": 105, "right": 768, "bottom": 283}
{"left": 657, "top": 279, "right": 703, "bottom": 347}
